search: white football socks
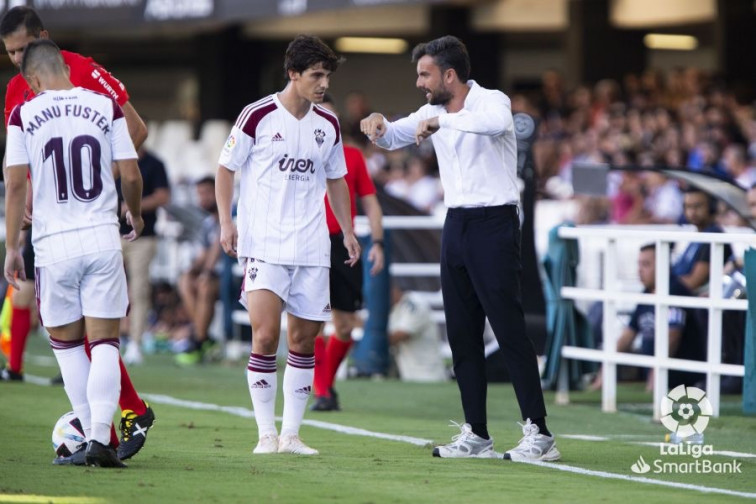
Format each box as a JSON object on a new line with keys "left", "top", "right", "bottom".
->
{"left": 51, "top": 338, "right": 92, "bottom": 439}
{"left": 88, "top": 340, "right": 121, "bottom": 445}
{"left": 280, "top": 351, "right": 315, "bottom": 438}
{"left": 247, "top": 353, "right": 278, "bottom": 438}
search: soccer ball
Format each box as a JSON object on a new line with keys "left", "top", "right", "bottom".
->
{"left": 52, "top": 411, "right": 86, "bottom": 457}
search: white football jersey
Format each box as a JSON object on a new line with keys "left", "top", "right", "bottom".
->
{"left": 6, "top": 87, "right": 137, "bottom": 264}
{"left": 219, "top": 93, "right": 347, "bottom": 267}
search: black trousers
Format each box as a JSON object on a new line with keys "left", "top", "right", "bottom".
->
{"left": 440, "top": 204, "right": 547, "bottom": 424}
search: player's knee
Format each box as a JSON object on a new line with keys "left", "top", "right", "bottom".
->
{"left": 250, "top": 328, "right": 280, "bottom": 353}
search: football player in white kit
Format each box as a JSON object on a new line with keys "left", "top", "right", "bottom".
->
{"left": 3, "top": 39, "right": 144, "bottom": 467}
{"left": 216, "top": 35, "right": 360, "bottom": 456}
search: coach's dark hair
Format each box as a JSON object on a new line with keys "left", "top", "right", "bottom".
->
{"left": 283, "top": 35, "right": 343, "bottom": 80}
{"left": 411, "top": 35, "right": 470, "bottom": 82}
{"left": 0, "top": 6, "right": 45, "bottom": 39}
{"left": 21, "top": 39, "right": 64, "bottom": 80}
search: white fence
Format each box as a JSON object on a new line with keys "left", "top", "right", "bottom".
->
{"left": 557, "top": 226, "right": 755, "bottom": 419}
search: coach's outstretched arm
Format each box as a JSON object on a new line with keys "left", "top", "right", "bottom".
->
{"left": 216, "top": 165, "right": 237, "bottom": 258}
{"left": 361, "top": 110, "right": 428, "bottom": 150}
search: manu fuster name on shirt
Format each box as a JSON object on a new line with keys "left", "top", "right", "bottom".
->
{"left": 24, "top": 104, "right": 112, "bottom": 136}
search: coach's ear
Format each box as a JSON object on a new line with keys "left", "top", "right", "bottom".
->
{"left": 40, "top": 30, "right": 50, "bottom": 40}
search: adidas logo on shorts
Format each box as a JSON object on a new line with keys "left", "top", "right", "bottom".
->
{"left": 322, "top": 303, "right": 331, "bottom": 314}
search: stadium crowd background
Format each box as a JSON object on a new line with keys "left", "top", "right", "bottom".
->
{"left": 0, "top": 0, "right": 754, "bottom": 376}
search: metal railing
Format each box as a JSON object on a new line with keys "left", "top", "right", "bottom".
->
{"left": 557, "top": 226, "right": 755, "bottom": 419}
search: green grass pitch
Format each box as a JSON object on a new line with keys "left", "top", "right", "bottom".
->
{"left": 1, "top": 334, "right": 754, "bottom": 504}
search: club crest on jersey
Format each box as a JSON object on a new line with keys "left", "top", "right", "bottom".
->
{"left": 314, "top": 128, "right": 326, "bottom": 147}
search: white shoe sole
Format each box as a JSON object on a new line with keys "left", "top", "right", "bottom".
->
{"left": 433, "top": 447, "right": 498, "bottom": 459}
{"left": 505, "top": 445, "right": 561, "bottom": 462}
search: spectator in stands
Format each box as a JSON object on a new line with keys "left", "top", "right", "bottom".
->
{"left": 342, "top": 90, "right": 372, "bottom": 146}
{"left": 591, "top": 244, "right": 705, "bottom": 391}
{"left": 672, "top": 188, "right": 732, "bottom": 293}
{"left": 749, "top": 183, "right": 756, "bottom": 218}
{"left": 388, "top": 285, "right": 447, "bottom": 383}
{"left": 120, "top": 147, "right": 171, "bottom": 365}
{"left": 642, "top": 171, "right": 683, "bottom": 224}
{"left": 722, "top": 144, "right": 756, "bottom": 189}
{"left": 176, "top": 176, "right": 222, "bottom": 365}
{"left": 404, "top": 156, "right": 442, "bottom": 213}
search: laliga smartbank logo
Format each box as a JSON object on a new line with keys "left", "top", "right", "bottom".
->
{"left": 630, "top": 385, "right": 741, "bottom": 475}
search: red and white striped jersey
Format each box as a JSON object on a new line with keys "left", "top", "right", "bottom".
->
{"left": 219, "top": 93, "right": 347, "bottom": 267}
{"left": 5, "top": 87, "right": 137, "bottom": 264}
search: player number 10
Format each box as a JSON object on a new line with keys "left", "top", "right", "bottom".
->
{"left": 44, "top": 135, "right": 103, "bottom": 202}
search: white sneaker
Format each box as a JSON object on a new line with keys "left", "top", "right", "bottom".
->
{"left": 504, "top": 419, "right": 560, "bottom": 462}
{"left": 432, "top": 422, "right": 496, "bottom": 458}
{"left": 253, "top": 434, "right": 279, "bottom": 454}
{"left": 277, "top": 434, "right": 319, "bottom": 455}
{"left": 123, "top": 344, "right": 143, "bottom": 366}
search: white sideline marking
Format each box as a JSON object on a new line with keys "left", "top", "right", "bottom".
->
{"left": 26, "top": 355, "right": 56, "bottom": 366}
{"left": 142, "top": 393, "right": 433, "bottom": 447}
{"left": 561, "top": 434, "right": 608, "bottom": 441}
{"left": 23, "top": 374, "right": 54, "bottom": 386}
{"left": 21, "top": 380, "right": 756, "bottom": 499}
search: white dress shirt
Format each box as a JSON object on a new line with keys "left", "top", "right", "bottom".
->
{"left": 376, "top": 80, "right": 519, "bottom": 208}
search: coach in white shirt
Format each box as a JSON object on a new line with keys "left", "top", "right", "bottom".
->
{"left": 361, "top": 35, "right": 559, "bottom": 462}
{"left": 215, "top": 35, "right": 360, "bottom": 457}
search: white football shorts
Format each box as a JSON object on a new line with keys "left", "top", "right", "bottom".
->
{"left": 239, "top": 257, "right": 331, "bottom": 322}
{"left": 36, "top": 249, "right": 129, "bottom": 327}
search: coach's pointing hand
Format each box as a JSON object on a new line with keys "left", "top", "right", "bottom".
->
{"left": 415, "top": 117, "right": 439, "bottom": 145}
{"left": 360, "top": 113, "right": 387, "bottom": 143}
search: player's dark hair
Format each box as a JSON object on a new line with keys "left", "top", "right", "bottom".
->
{"left": 283, "top": 35, "right": 343, "bottom": 80}
{"left": 411, "top": 35, "right": 470, "bottom": 82}
{"left": 21, "top": 39, "right": 64, "bottom": 79}
{"left": 0, "top": 6, "right": 45, "bottom": 39}
{"left": 196, "top": 176, "right": 215, "bottom": 187}
{"left": 640, "top": 243, "right": 656, "bottom": 253}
